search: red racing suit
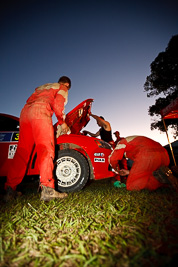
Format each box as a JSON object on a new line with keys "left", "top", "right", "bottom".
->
{"left": 109, "top": 136, "right": 170, "bottom": 191}
{"left": 5, "top": 83, "right": 68, "bottom": 190}
{"left": 113, "top": 137, "right": 128, "bottom": 181}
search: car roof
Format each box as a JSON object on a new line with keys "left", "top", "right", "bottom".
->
{"left": 0, "top": 98, "right": 94, "bottom": 134}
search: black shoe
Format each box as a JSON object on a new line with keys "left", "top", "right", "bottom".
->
{"left": 153, "top": 166, "right": 178, "bottom": 192}
{"left": 3, "top": 186, "right": 17, "bottom": 202}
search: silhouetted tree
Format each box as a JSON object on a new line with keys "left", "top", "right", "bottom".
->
{"left": 144, "top": 35, "right": 178, "bottom": 137}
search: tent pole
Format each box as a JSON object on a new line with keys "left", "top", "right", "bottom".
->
{"left": 162, "top": 118, "right": 176, "bottom": 166}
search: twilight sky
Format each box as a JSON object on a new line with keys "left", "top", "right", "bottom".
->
{"left": 0, "top": 0, "right": 178, "bottom": 145}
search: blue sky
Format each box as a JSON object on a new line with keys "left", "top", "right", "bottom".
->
{"left": 0, "top": 0, "right": 178, "bottom": 145}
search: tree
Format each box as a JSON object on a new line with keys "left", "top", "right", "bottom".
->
{"left": 144, "top": 35, "right": 178, "bottom": 137}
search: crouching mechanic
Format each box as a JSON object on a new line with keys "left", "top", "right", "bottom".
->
{"left": 4, "top": 76, "right": 71, "bottom": 202}
{"left": 109, "top": 135, "right": 178, "bottom": 191}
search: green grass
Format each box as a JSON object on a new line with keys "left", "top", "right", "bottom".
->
{"left": 0, "top": 178, "right": 178, "bottom": 267}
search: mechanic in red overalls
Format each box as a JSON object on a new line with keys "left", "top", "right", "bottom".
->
{"left": 109, "top": 135, "right": 172, "bottom": 191}
{"left": 113, "top": 131, "right": 122, "bottom": 146}
{"left": 4, "top": 76, "right": 71, "bottom": 202}
{"left": 113, "top": 131, "right": 128, "bottom": 183}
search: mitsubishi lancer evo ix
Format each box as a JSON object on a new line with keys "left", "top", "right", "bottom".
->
{"left": 0, "top": 99, "right": 115, "bottom": 192}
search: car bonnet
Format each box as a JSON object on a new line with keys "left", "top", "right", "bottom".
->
{"left": 65, "top": 98, "right": 94, "bottom": 134}
{"left": 65, "top": 99, "right": 93, "bottom": 134}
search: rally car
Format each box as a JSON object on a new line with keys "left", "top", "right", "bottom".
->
{"left": 0, "top": 99, "right": 115, "bottom": 192}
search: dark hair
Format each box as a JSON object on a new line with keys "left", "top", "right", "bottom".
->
{"left": 100, "top": 116, "right": 105, "bottom": 120}
{"left": 58, "top": 76, "right": 71, "bottom": 89}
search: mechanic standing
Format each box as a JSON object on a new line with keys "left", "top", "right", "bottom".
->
{"left": 4, "top": 76, "right": 71, "bottom": 202}
{"left": 109, "top": 135, "right": 178, "bottom": 191}
{"left": 113, "top": 131, "right": 122, "bottom": 146}
{"left": 83, "top": 114, "right": 115, "bottom": 147}
{"left": 113, "top": 131, "right": 128, "bottom": 183}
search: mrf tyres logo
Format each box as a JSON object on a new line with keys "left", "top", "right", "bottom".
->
{"left": 94, "top": 153, "right": 105, "bottom": 162}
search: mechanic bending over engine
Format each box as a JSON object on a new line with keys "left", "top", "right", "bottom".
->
{"left": 83, "top": 114, "right": 115, "bottom": 148}
{"left": 109, "top": 135, "right": 178, "bottom": 192}
{"left": 4, "top": 76, "right": 71, "bottom": 202}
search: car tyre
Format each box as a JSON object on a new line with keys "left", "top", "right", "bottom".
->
{"left": 55, "top": 149, "right": 89, "bottom": 192}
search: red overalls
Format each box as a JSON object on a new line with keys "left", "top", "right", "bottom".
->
{"left": 109, "top": 136, "right": 170, "bottom": 191}
{"left": 113, "top": 136, "right": 128, "bottom": 181}
{"left": 5, "top": 83, "right": 68, "bottom": 190}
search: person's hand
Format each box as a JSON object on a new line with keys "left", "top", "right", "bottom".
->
{"left": 83, "top": 130, "right": 88, "bottom": 136}
{"left": 119, "top": 169, "right": 130, "bottom": 176}
{"left": 56, "top": 123, "right": 70, "bottom": 138}
{"left": 111, "top": 165, "right": 119, "bottom": 174}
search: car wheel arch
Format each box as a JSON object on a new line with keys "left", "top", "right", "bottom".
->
{"left": 55, "top": 143, "right": 94, "bottom": 179}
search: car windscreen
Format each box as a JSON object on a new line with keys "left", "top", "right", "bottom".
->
{"left": 0, "top": 115, "right": 19, "bottom": 131}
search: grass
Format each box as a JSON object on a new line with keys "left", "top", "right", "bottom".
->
{"left": 0, "top": 177, "right": 178, "bottom": 267}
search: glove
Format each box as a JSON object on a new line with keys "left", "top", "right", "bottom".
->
{"left": 56, "top": 124, "right": 71, "bottom": 138}
{"left": 113, "top": 181, "right": 126, "bottom": 188}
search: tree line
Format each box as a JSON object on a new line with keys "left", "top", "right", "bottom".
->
{"left": 144, "top": 34, "right": 178, "bottom": 138}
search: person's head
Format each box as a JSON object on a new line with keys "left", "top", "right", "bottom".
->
{"left": 58, "top": 76, "right": 71, "bottom": 89}
{"left": 100, "top": 116, "right": 105, "bottom": 120}
{"left": 114, "top": 131, "right": 120, "bottom": 138}
{"left": 97, "top": 116, "right": 105, "bottom": 127}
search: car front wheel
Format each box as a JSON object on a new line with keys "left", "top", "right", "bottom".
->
{"left": 55, "top": 149, "right": 89, "bottom": 192}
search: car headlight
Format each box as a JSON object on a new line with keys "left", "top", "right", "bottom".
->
{"left": 94, "top": 139, "right": 112, "bottom": 149}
